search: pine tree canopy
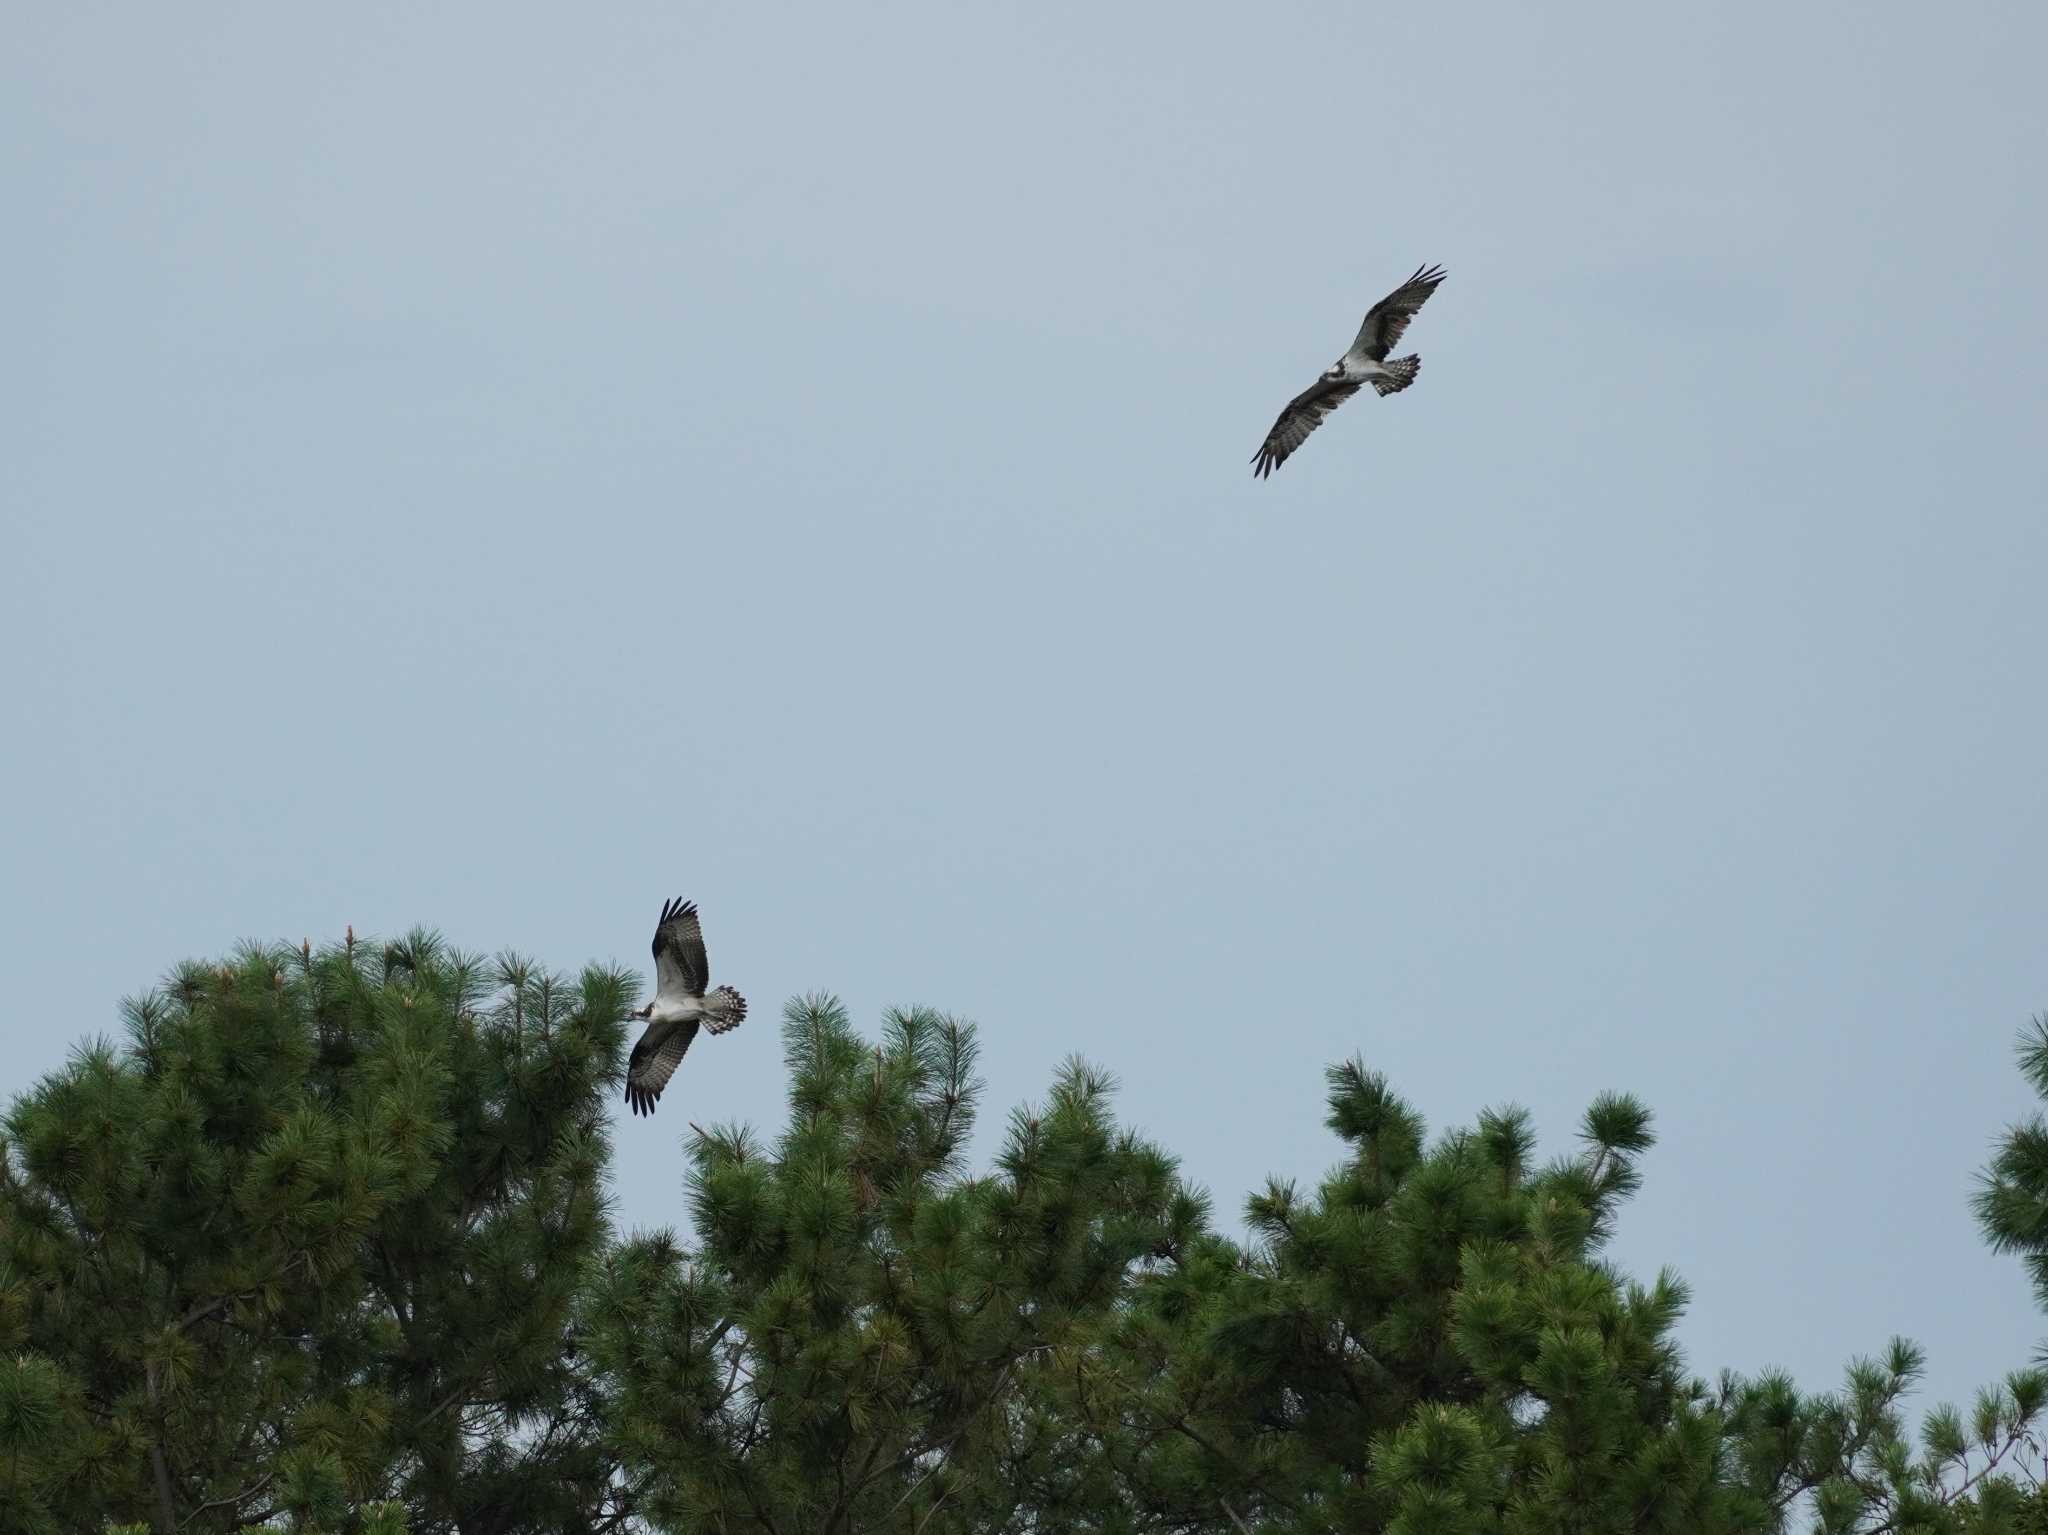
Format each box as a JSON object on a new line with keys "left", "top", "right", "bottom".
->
{"left": 2, "top": 931, "right": 2044, "bottom": 1534}
{"left": 0, "top": 931, "right": 631, "bottom": 1535}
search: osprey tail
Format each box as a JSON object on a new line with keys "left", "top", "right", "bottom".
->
{"left": 1372, "top": 354, "right": 1421, "bottom": 397}
{"left": 704, "top": 985, "right": 747, "bottom": 1035}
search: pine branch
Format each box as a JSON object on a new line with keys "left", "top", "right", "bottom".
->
{"left": 420, "top": 1375, "right": 478, "bottom": 1429}
{"left": 1923, "top": 1420, "right": 2034, "bottom": 1515}
{"left": 880, "top": 1450, "right": 951, "bottom": 1527}
{"left": 822, "top": 1433, "right": 891, "bottom": 1535}
{"left": 715, "top": 1340, "right": 751, "bottom": 1411}
{"left": 176, "top": 1288, "right": 252, "bottom": 1333}
{"left": 912, "top": 1478, "right": 959, "bottom": 1535}
{"left": 177, "top": 1471, "right": 273, "bottom": 1530}
{"left": 734, "top": 1455, "right": 784, "bottom": 1535}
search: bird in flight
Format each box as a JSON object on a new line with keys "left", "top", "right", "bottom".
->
{"left": 623, "top": 896, "right": 748, "bottom": 1117}
{"left": 1251, "top": 264, "right": 1447, "bottom": 479}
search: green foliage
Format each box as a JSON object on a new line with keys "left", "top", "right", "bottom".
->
{"left": 1031, "top": 1061, "right": 2046, "bottom": 1535}
{"left": 0, "top": 930, "right": 628, "bottom": 1533}
{"left": 1978, "top": 1017, "right": 2048, "bottom": 1329}
{"left": 586, "top": 995, "right": 1187, "bottom": 1533}
{"left": 1032, "top": 1064, "right": 1720, "bottom": 1533}
{"left": 1715, "top": 1347, "right": 2048, "bottom": 1534}
{"left": 4, "top": 930, "right": 2042, "bottom": 1535}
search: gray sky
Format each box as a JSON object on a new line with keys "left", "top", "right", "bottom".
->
{"left": 5, "top": 2, "right": 2045, "bottom": 1416}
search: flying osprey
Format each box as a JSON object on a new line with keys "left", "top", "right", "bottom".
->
{"left": 1251, "top": 264, "right": 1447, "bottom": 479}
{"left": 623, "top": 897, "right": 747, "bottom": 1117}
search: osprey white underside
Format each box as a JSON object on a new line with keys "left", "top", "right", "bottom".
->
{"left": 648, "top": 993, "right": 710, "bottom": 1025}
{"left": 1337, "top": 352, "right": 1396, "bottom": 379}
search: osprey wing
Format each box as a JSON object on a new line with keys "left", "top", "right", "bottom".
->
{"left": 1251, "top": 374, "right": 1365, "bottom": 478}
{"left": 651, "top": 896, "right": 709, "bottom": 999}
{"left": 624, "top": 1017, "right": 700, "bottom": 1116}
{"left": 1348, "top": 264, "right": 1447, "bottom": 362}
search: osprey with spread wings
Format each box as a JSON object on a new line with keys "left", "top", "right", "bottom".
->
{"left": 1251, "top": 264, "right": 1447, "bottom": 479}
{"left": 623, "top": 897, "right": 747, "bottom": 1117}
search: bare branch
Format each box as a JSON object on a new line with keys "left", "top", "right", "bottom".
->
{"left": 178, "top": 1471, "right": 274, "bottom": 1530}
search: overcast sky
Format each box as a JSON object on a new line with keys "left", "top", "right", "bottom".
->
{"left": 5, "top": 1, "right": 2045, "bottom": 1415}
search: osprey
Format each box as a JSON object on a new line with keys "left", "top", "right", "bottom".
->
{"left": 1251, "top": 264, "right": 1447, "bottom": 479}
{"left": 623, "top": 897, "right": 747, "bottom": 1117}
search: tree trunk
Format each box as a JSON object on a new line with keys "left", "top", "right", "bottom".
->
{"left": 144, "top": 1359, "right": 177, "bottom": 1534}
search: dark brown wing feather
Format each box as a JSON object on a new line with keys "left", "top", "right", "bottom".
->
{"left": 1350, "top": 264, "right": 1447, "bottom": 361}
{"left": 625, "top": 1016, "right": 701, "bottom": 1116}
{"left": 652, "top": 896, "right": 709, "bottom": 997}
{"left": 1251, "top": 375, "right": 1365, "bottom": 478}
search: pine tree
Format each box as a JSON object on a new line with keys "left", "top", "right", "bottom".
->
{"left": 1013, "top": 1062, "right": 1707, "bottom": 1532}
{"left": 586, "top": 993, "right": 1194, "bottom": 1533}
{"left": 1028, "top": 1058, "right": 2046, "bottom": 1535}
{"left": 1978, "top": 1016, "right": 2048, "bottom": 1339}
{"left": 0, "top": 929, "right": 631, "bottom": 1534}
{"left": 7, "top": 924, "right": 2042, "bottom": 1534}
{"left": 1715, "top": 1339, "right": 2046, "bottom": 1533}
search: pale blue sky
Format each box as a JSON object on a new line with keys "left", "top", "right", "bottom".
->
{"left": 5, "top": 2, "right": 2045, "bottom": 1415}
